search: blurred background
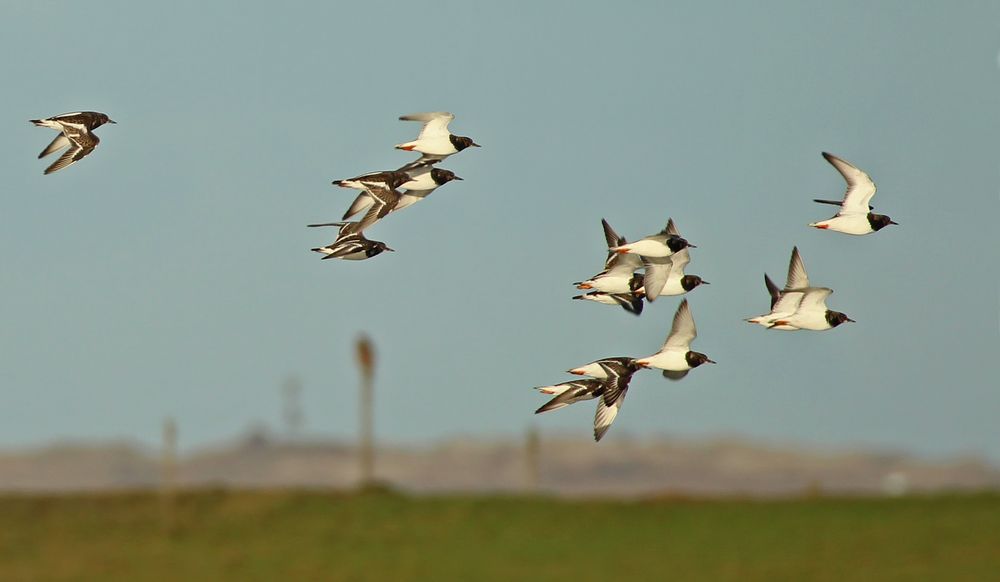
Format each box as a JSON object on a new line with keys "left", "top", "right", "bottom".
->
{"left": 0, "top": 2, "right": 998, "bottom": 580}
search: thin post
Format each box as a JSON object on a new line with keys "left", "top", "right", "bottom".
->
{"left": 356, "top": 335, "right": 375, "bottom": 487}
{"left": 282, "top": 375, "right": 305, "bottom": 438}
{"left": 525, "top": 425, "right": 540, "bottom": 492}
{"left": 160, "top": 417, "right": 178, "bottom": 533}
{"left": 161, "top": 417, "right": 178, "bottom": 497}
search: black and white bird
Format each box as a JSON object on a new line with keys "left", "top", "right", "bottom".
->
{"left": 341, "top": 165, "right": 462, "bottom": 220}
{"left": 809, "top": 152, "right": 897, "bottom": 235}
{"left": 609, "top": 221, "right": 693, "bottom": 258}
{"left": 307, "top": 221, "right": 393, "bottom": 261}
{"left": 574, "top": 219, "right": 643, "bottom": 294}
{"left": 572, "top": 291, "right": 644, "bottom": 316}
{"left": 746, "top": 246, "right": 811, "bottom": 330}
{"left": 30, "top": 111, "right": 115, "bottom": 175}
{"left": 395, "top": 112, "right": 480, "bottom": 157}
{"left": 640, "top": 219, "right": 708, "bottom": 301}
{"left": 635, "top": 299, "right": 715, "bottom": 380}
{"left": 538, "top": 358, "right": 640, "bottom": 441}
{"left": 746, "top": 247, "right": 853, "bottom": 331}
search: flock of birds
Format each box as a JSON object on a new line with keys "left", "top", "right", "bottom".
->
{"left": 307, "top": 112, "right": 480, "bottom": 260}
{"left": 28, "top": 110, "right": 897, "bottom": 443}
{"left": 533, "top": 152, "right": 898, "bottom": 441}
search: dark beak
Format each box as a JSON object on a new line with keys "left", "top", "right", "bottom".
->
{"left": 385, "top": 247, "right": 395, "bottom": 252}
{"left": 701, "top": 280, "right": 711, "bottom": 285}
{"left": 687, "top": 243, "right": 697, "bottom": 248}
{"left": 454, "top": 176, "right": 464, "bottom": 181}
{"left": 846, "top": 317, "right": 855, "bottom": 323}
{"left": 471, "top": 142, "right": 482, "bottom": 147}
{"left": 706, "top": 358, "right": 717, "bottom": 364}
{"left": 889, "top": 220, "right": 899, "bottom": 225}
{"left": 108, "top": 119, "right": 117, "bottom": 124}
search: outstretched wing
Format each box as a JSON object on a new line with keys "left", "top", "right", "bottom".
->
{"left": 400, "top": 112, "right": 455, "bottom": 140}
{"left": 822, "top": 152, "right": 877, "bottom": 216}
{"left": 663, "top": 299, "right": 697, "bottom": 349}
{"left": 785, "top": 246, "right": 810, "bottom": 290}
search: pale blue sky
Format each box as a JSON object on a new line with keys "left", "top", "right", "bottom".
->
{"left": 1, "top": 2, "right": 998, "bottom": 459}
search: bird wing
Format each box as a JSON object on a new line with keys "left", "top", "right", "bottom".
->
{"left": 764, "top": 273, "right": 781, "bottom": 310}
{"left": 601, "top": 218, "right": 626, "bottom": 248}
{"left": 822, "top": 152, "right": 877, "bottom": 216}
{"left": 594, "top": 375, "right": 630, "bottom": 442}
{"left": 664, "top": 218, "right": 681, "bottom": 237}
{"left": 342, "top": 191, "right": 375, "bottom": 220}
{"left": 395, "top": 154, "right": 444, "bottom": 173}
{"left": 43, "top": 133, "right": 98, "bottom": 175}
{"left": 785, "top": 246, "right": 810, "bottom": 290}
{"left": 661, "top": 369, "right": 690, "bottom": 381}
{"left": 641, "top": 255, "right": 672, "bottom": 301}
{"left": 667, "top": 247, "right": 690, "bottom": 278}
{"left": 38, "top": 134, "right": 71, "bottom": 159}
{"left": 797, "top": 287, "right": 833, "bottom": 313}
{"left": 400, "top": 112, "right": 455, "bottom": 140}
{"left": 535, "top": 380, "right": 602, "bottom": 414}
{"left": 663, "top": 299, "right": 697, "bottom": 349}
{"left": 355, "top": 185, "right": 400, "bottom": 229}
{"left": 770, "top": 290, "right": 805, "bottom": 318}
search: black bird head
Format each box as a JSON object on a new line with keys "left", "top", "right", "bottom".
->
{"left": 430, "top": 168, "right": 462, "bottom": 185}
{"left": 665, "top": 235, "right": 690, "bottom": 253}
{"left": 681, "top": 275, "right": 709, "bottom": 292}
{"left": 825, "top": 310, "right": 854, "bottom": 327}
{"left": 449, "top": 135, "right": 480, "bottom": 151}
{"left": 367, "top": 242, "right": 394, "bottom": 258}
{"left": 868, "top": 212, "right": 898, "bottom": 231}
{"left": 686, "top": 351, "right": 716, "bottom": 368}
{"left": 96, "top": 113, "right": 116, "bottom": 127}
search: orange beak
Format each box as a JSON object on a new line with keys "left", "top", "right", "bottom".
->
{"left": 398, "top": 145, "right": 416, "bottom": 151}
{"left": 813, "top": 224, "right": 829, "bottom": 230}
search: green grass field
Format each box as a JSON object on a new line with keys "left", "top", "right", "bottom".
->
{"left": 0, "top": 490, "right": 997, "bottom": 581}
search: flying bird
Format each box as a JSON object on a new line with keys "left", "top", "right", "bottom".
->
{"left": 746, "top": 247, "right": 854, "bottom": 330}
{"left": 342, "top": 166, "right": 462, "bottom": 220}
{"left": 641, "top": 219, "right": 708, "bottom": 301}
{"left": 610, "top": 220, "right": 693, "bottom": 258}
{"left": 395, "top": 112, "right": 480, "bottom": 157}
{"left": 30, "top": 111, "right": 115, "bottom": 175}
{"left": 809, "top": 152, "right": 897, "bottom": 235}
{"left": 746, "top": 246, "right": 810, "bottom": 330}
{"left": 635, "top": 299, "right": 715, "bottom": 380}
{"left": 307, "top": 221, "right": 393, "bottom": 261}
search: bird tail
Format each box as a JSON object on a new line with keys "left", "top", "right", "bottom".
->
{"left": 29, "top": 119, "right": 45, "bottom": 126}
